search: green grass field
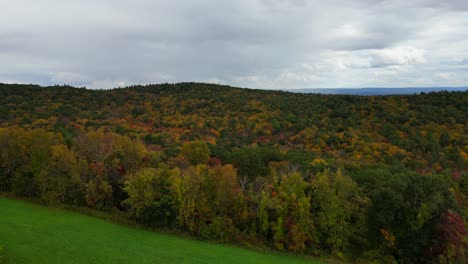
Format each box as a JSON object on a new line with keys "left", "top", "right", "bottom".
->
{"left": 0, "top": 197, "right": 321, "bottom": 264}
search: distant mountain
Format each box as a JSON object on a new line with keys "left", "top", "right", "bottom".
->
{"left": 287, "top": 87, "right": 468, "bottom": 95}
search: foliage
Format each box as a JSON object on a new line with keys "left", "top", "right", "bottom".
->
{"left": 86, "top": 176, "right": 114, "bottom": 210}
{"left": 258, "top": 171, "right": 313, "bottom": 251}
{"left": 365, "top": 171, "right": 457, "bottom": 263}
{"left": 0, "top": 83, "right": 466, "bottom": 262}
{"left": 311, "top": 170, "right": 369, "bottom": 258}
{"left": 36, "top": 145, "right": 80, "bottom": 204}
{"left": 123, "top": 167, "right": 174, "bottom": 227}
{"left": 179, "top": 141, "right": 211, "bottom": 165}
{"left": 431, "top": 211, "right": 467, "bottom": 263}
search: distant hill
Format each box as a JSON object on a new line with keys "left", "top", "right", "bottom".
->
{"left": 287, "top": 87, "right": 468, "bottom": 95}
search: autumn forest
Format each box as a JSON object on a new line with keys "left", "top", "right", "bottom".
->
{"left": 0, "top": 82, "right": 467, "bottom": 263}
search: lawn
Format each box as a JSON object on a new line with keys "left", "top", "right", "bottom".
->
{"left": 0, "top": 197, "right": 321, "bottom": 264}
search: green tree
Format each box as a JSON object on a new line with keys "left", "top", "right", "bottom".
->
{"left": 179, "top": 141, "right": 210, "bottom": 165}
{"left": 123, "top": 166, "right": 174, "bottom": 227}
{"left": 367, "top": 171, "right": 456, "bottom": 263}
{"left": 311, "top": 170, "right": 368, "bottom": 258}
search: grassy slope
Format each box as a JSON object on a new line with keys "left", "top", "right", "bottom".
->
{"left": 0, "top": 198, "right": 321, "bottom": 264}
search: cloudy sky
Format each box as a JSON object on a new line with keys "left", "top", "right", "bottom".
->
{"left": 1, "top": 0, "right": 468, "bottom": 89}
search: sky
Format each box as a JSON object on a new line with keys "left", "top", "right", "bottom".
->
{"left": 1, "top": 0, "right": 468, "bottom": 89}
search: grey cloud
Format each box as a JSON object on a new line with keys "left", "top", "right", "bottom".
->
{"left": 0, "top": 0, "right": 467, "bottom": 89}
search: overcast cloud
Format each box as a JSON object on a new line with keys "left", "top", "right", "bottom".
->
{"left": 1, "top": 0, "right": 467, "bottom": 89}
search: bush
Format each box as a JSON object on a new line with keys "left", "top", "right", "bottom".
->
{"left": 201, "top": 217, "right": 237, "bottom": 243}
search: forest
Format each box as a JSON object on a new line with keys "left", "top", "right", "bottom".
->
{"left": 0, "top": 82, "right": 467, "bottom": 263}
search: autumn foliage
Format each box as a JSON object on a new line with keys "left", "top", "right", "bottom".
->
{"left": 0, "top": 83, "right": 466, "bottom": 263}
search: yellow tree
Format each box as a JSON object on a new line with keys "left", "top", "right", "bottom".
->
{"left": 36, "top": 145, "right": 79, "bottom": 204}
{"left": 179, "top": 141, "right": 210, "bottom": 165}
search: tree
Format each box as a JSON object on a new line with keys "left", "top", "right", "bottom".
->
{"left": 123, "top": 166, "right": 175, "bottom": 227}
{"left": 170, "top": 165, "right": 211, "bottom": 235}
{"left": 76, "top": 129, "right": 116, "bottom": 163}
{"left": 12, "top": 129, "right": 60, "bottom": 197}
{"left": 179, "top": 141, "right": 210, "bottom": 165}
{"left": 0, "top": 128, "right": 28, "bottom": 191}
{"left": 85, "top": 161, "right": 114, "bottom": 210}
{"left": 206, "top": 164, "right": 241, "bottom": 216}
{"left": 86, "top": 177, "right": 113, "bottom": 210}
{"left": 311, "top": 170, "right": 368, "bottom": 258}
{"left": 113, "top": 135, "right": 146, "bottom": 174}
{"left": 201, "top": 164, "right": 243, "bottom": 241}
{"left": 366, "top": 171, "right": 457, "bottom": 263}
{"left": 230, "top": 146, "right": 283, "bottom": 185}
{"left": 258, "top": 171, "right": 313, "bottom": 251}
{"left": 36, "top": 145, "right": 79, "bottom": 204}
{"left": 431, "top": 211, "right": 467, "bottom": 263}
{"left": 169, "top": 164, "right": 242, "bottom": 239}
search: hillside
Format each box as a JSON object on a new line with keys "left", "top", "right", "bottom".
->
{"left": 1, "top": 82, "right": 467, "bottom": 172}
{"left": 0, "top": 82, "right": 467, "bottom": 263}
{"left": 0, "top": 197, "right": 319, "bottom": 264}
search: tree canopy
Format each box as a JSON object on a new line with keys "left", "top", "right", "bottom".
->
{"left": 0, "top": 82, "right": 466, "bottom": 263}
